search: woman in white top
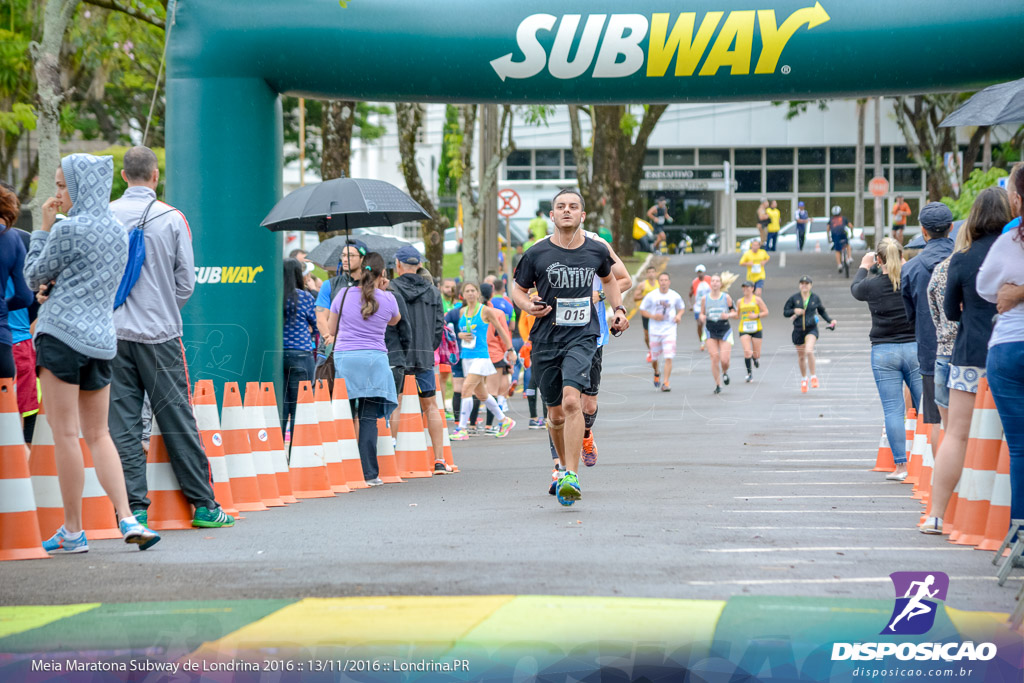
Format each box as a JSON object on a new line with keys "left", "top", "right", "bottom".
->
{"left": 976, "top": 170, "right": 1024, "bottom": 525}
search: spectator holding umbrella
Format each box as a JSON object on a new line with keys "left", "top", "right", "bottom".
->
{"left": 326, "top": 252, "right": 401, "bottom": 486}
{"left": 922, "top": 187, "right": 1010, "bottom": 534}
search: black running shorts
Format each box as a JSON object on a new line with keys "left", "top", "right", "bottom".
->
{"left": 35, "top": 333, "right": 112, "bottom": 391}
{"left": 583, "top": 346, "right": 603, "bottom": 397}
{"left": 531, "top": 337, "right": 598, "bottom": 407}
{"left": 792, "top": 326, "right": 819, "bottom": 346}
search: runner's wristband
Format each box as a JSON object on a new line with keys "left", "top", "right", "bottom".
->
{"left": 614, "top": 306, "right": 627, "bottom": 315}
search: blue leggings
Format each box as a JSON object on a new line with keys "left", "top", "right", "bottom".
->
{"left": 987, "top": 342, "right": 1024, "bottom": 520}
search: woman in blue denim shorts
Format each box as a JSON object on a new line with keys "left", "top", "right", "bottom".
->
{"left": 922, "top": 187, "right": 1010, "bottom": 534}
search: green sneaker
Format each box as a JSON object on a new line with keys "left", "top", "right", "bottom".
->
{"left": 132, "top": 510, "right": 148, "bottom": 528}
{"left": 192, "top": 506, "right": 235, "bottom": 528}
{"left": 556, "top": 471, "right": 581, "bottom": 506}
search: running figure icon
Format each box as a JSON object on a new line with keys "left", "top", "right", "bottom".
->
{"left": 887, "top": 574, "right": 939, "bottom": 632}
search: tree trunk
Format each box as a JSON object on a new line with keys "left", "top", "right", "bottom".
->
{"left": 962, "top": 125, "right": 989, "bottom": 182}
{"left": 395, "top": 102, "right": 447, "bottom": 278}
{"left": 893, "top": 95, "right": 959, "bottom": 201}
{"left": 457, "top": 104, "right": 480, "bottom": 283}
{"left": 873, "top": 97, "right": 884, "bottom": 245}
{"left": 320, "top": 100, "right": 356, "bottom": 242}
{"left": 29, "top": 0, "right": 81, "bottom": 226}
{"left": 854, "top": 100, "right": 865, "bottom": 230}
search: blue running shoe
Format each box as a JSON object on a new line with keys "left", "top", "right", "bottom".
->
{"left": 42, "top": 526, "right": 89, "bottom": 554}
{"left": 556, "top": 471, "right": 581, "bottom": 506}
{"left": 120, "top": 517, "right": 161, "bottom": 550}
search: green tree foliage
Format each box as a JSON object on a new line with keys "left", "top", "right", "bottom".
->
{"left": 436, "top": 104, "right": 460, "bottom": 226}
{"left": 281, "top": 97, "right": 390, "bottom": 178}
{"left": 94, "top": 144, "right": 166, "bottom": 199}
{"left": 940, "top": 167, "right": 1008, "bottom": 220}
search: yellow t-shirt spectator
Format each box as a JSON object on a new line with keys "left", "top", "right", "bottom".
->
{"left": 527, "top": 216, "right": 548, "bottom": 243}
{"left": 766, "top": 207, "right": 781, "bottom": 233}
{"left": 740, "top": 248, "right": 770, "bottom": 283}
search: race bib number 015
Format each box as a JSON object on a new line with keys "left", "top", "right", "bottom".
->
{"left": 555, "top": 297, "right": 591, "bottom": 326}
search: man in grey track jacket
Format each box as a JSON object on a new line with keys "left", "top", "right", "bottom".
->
{"left": 107, "top": 146, "right": 233, "bottom": 529}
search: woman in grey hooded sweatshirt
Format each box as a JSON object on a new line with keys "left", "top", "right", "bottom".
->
{"left": 24, "top": 153, "right": 159, "bottom": 553}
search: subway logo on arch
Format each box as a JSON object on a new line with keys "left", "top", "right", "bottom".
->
{"left": 195, "top": 266, "right": 264, "bottom": 284}
{"left": 490, "top": 2, "right": 829, "bottom": 81}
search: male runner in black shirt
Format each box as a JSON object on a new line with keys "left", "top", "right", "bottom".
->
{"left": 512, "top": 188, "right": 628, "bottom": 506}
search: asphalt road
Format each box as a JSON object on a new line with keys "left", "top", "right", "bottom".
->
{"left": 4, "top": 251, "right": 1018, "bottom": 615}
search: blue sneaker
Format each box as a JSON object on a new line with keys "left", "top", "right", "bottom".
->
{"left": 556, "top": 471, "right": 581, "bottom": 506}
{"left": 42, "top": 526, "right": 89, "bottom": 554}
{"left": 120, "top": 517, "right": 161, "bottom": 550}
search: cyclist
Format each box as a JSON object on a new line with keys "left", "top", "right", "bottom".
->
{"left": 829, "top": 206, "right": 853, "bottom": 274}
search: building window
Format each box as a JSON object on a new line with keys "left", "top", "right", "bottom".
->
{"left": 798, "top": 169, "right": 825, "bottom": 193}
{"left": 766, "top": 169, "right": 794, "bottom": 193}
{"left": 830, "top": 147, "right": 856, "bottom": 165}
{"left": 735, "top": 170, "right": 762, "bottom": 193}
{"left": 798, "top": 147, "right": 826, "bottom": 165}
{"left": 864, "top": 146, "right": 891, "bottom": 165}
{"left": 507, "top": 150, "right": 530, "bottom": 167}
{"left": 535, "top": 149, "right": 561, "bottom": 167}
{"left": 893, "top": 146, "right": 913, "bottom": 164}
{"left": 736, "top": 199, "right": 764, "bottom": 228}
{"left": 502, "top": 149, "right": 576, "bottom": 181}
{"left": 766, "top": 148, "right": 794, "bottom": 165}
{"left": 801, "top": 196, "right": 826, "bottom": 217}
{"left": 664, "top": 149, "right": 695, "bottom": 165}
{"left": 505, "top": 170, "right": 530, "bottom": 180}
{"left": 644, "top": 149, "right": 660, "bottom": 167}
{"left": 734, "top": 148, "right": 762, "bottom": 165}
{"left": 699, "top": 149, "right": 728, "bottom": 166}
{"left": 893, "top": 167, "right": 922, "bottom": 192}
{"left": 830, "top": 168, "right": 856, "bottom": 192}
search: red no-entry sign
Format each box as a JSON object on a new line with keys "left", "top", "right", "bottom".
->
{"left": 497, "top": 188, "right": 521, "bottom": 217}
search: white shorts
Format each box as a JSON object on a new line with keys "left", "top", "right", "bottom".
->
{"left": 462, "top": 357, "right": 496, "bottom": 377}
{"left": 650, "top": 333, "right": 677, "bottom": 361}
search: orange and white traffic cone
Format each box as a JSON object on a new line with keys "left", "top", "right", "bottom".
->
{"left": 145, "top": 416, "right": 196, "bottom": 530}
{"left": 949, "top": 380, "right": 1002, "bottom": 547}
{"left": 29, "top": 404, "right": 120, "bottom": 539}
{"left": 395, "top": 375, "right": 431, "bottom": 479}
{"left": 244, "top": 382, "right": 285, "bottom": 507}
{"left": 903, "top": 406, "right": 917, "bottom": 467}
{"left": 906, "top": 409, "right": 930, "bottom": 487}
{"left": 259, "top": 383, "right": 296, "bottom": 504}
{"left": 315, "top": 379, "right": 350, "bottom": 493}
{"left": 331, "top": 378, "right": 368, "bottom": 490}
{"left": 978, "top": 437, "right": 1012, "bottom": 552}
{"left": 1, "top": 379, "right": 49, "bottom": 561}
{"left": 435, "top": 369, "right": 458, "bottom": 473}
{"left": 375, "top": 418, "right": 404, "bottom": 484}
{"left": 221, "top": 382, "right": 268, "bottom": 512}
{"left": 288, "top": 381, "right": 335, "bottom": 499}
{"left": 192, "top": 381, "right": 238, "bottom": 517}
{"left": 871, "top": 427, "right": 894, "bottom": 472}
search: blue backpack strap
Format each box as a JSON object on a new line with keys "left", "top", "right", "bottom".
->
{"left": 114, "top": 199, "right": 159, "bottom": 309}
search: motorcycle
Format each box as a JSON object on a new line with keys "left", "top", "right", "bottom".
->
{"left": 702, "top": 232, "right": 720, "bottom": 253}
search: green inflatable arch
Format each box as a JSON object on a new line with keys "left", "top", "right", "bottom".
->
{"left": 166, "top": 0, "right": 1024, "bottom": 386}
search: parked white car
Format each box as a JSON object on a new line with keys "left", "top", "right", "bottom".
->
{"left": 740, "top": 218, "right": 868, "bottom": 253}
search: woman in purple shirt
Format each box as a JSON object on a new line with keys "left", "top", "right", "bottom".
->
{"left": 326, "top": 252, "right": 400, "bottom": 485}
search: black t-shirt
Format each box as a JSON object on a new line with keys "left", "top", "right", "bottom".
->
{"left": 513, "top": 236, "right": 613, "bottom": 344}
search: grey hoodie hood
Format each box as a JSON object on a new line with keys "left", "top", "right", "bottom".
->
{"left": 61, "top": 153, "right": 115, "bottom": 219}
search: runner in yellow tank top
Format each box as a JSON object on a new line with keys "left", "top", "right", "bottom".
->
{"left": 737, "top": 281, "right": 769, "bottom": 383}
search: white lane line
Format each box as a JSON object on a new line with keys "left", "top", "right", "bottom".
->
{"left": 685, "top": 576, "right": 1020, "bottom": 587}
{"left": 761, "top": 458, "right": 872, "bottom": 464}
{"left": 742, "top": 482, "right": 888, "bottom": 486}
{"left": 765, "top": 469, "right": 881, "bottom": 473}
{"left": 736, "top": 495, "right": 909, "bottom": 499}
{"left": 761, "top": 449, "right": 873, "bottom": 453}
{"left": 715, "top": 526, "right": 917, "bottom": 531}
{"left": 749, "top": 440, "right": 879, "bottom": 445}
{"left": 702, "top": 546, "right": 968, "bottom": 553}
{"left": 726, "top": 510, "right": 911, "bottom": 513}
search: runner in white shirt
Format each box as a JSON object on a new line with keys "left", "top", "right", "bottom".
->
{"left": 640, "top": 273, "right": 685, "bottom": 391}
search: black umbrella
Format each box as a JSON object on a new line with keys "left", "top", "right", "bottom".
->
{"left": 260, "top": 177, "right": 429, "bottom": 232}
{"left": 307, "top": 234, "right": 420, "bottom": 269}
{"left": 940, "top": 77, "right": 1024, "bottom": 128}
